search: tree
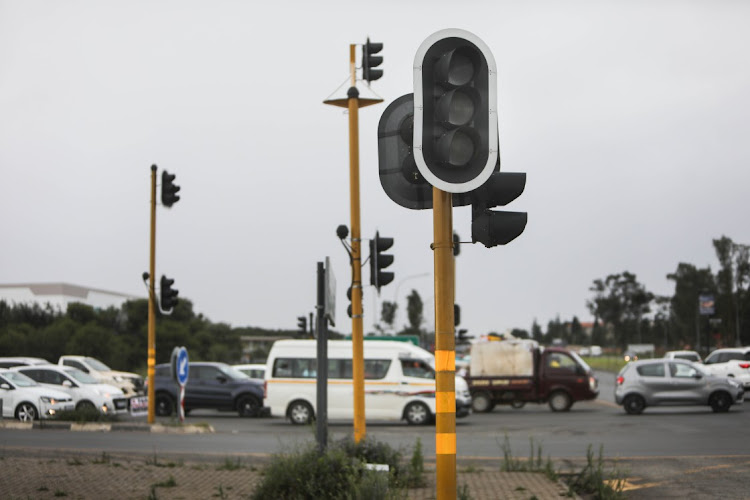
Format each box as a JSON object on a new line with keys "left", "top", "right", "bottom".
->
{"left": 587, "top": 272, "right": 654, "bottom": 349}
{"left": 403, "top": 290, "right": 424, "bottom": 338}
{"left": 374, "top": 301, "right": 397, "bottom": 334}
{"left": 713, "top": 236, "right": 750, "bottom": 346}
{"left": 666, "top": 263, "right": 715, "bottom": 349}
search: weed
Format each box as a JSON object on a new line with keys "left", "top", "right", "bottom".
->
{"left": 458, "top": 483, "right": 473, "bottom": 500}
{"left": 91, "top": 452, "right": 110, "bottom": 464}
{"left": 216, "top": 456, "right": 243, "bottom": 471}
{"left": 405, "top": 437, "right": 425, "bottom": 488}
{"left": 498, "top": 435, "right": 554, "bottom": 480}
{"left": 53, "top": 490, "right": 67, "bottom": 497}
{"left": 152, "top": 475, "right": 177, "bottom": 488}
{"left": 460, "top": 464, "right": 481, "bottom": 473}
{"left": 53, "top": 407, "right": 117, "bottom": 423}
{"left": 563, "top": 445, "right": 625, "bottom": 499}
{"left": 213, "top": 484, "right": 228, "bottom": 499}
{"left": 66, "top": 457, "right": 83, "bottom": 466}
{"left": 148, "top": 485, "right": 158, "bottom": 500}
{"left": 515, "top": 485, "right": 527, "bottom": 491}
{"left": 37, "top": 486, "right": 49, "bottom": 492}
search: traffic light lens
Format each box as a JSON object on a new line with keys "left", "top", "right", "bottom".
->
{"left": 401, "top": 154, "right": 424, "bottom": 185}
{"left": 436, "top": 89, "right": 476, "bottom": 127}
{"left": 438, "top": 128, "right": 477, "bottom": 168}
{"left": 436, "top": 48, "right": 476, "bottom": 88}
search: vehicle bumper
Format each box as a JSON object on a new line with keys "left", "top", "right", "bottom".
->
{"left": 456, "top": 400, "right": 472, "bottom": 418}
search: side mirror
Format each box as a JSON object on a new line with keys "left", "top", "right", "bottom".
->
{"left": 62, "top": 380, "right": 73, "bottom": 388}
{"left": 216, "top": 376, "right": 228, "bottom": 384}
{"left": 1, "top": 383, "right": 11, "bottom": 390}
{"left": 692, "top": 373, "right": 703, "bottom": 379}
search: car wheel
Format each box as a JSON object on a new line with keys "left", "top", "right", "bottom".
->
{"left": 76, "top": 400, "right": 97, "bottom": 412}
{"left": 287, "top": 400, "right": 313, "bottom": 425}
{"left": 548, "top": 391, "right": 572, "bottom": 412}
{"left": 237, "top": 395, "right": 261, "bottom": 418}
{"left": 471, "top": 392, "right": 493, "bottom": 413}
{"left": 155, "top": 393, "right": 175, "bottom": 417}
{"left": 510, "top": 401, "right": 526, "bottom": 410}
{"left": 404, "top": 401, "right": 431, "bottom": 425}
{"left": 15, "top": 402, "right": 38, "bottom": 422}
{"left": 623, "top": 394, "right": 646, "bottom": 415}
{"left": 710, "top": 391, "right": 732, "bottom": 413}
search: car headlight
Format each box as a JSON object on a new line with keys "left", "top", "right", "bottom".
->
{"left": 114, "top": 376, "right": 124, "bottom": 382}
{"left": 40, "top": 396, "right": 54, "bottom": 404}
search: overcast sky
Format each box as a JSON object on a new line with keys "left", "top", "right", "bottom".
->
{"left": 2, "top": 1, "right": 749, "bottom": 337}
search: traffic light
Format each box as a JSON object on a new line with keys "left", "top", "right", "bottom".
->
{"left": 471, "top": 171, "right": 527, "bottom": 247}
{"left": 413, "top": 29, "right": 497, "bottom": 193}
{"left": 161, "top": 171, "right": 181, "bottom": 207}
{"left": 454, "top": 304, "right": 461, "bottom": 326}
{"left": 362, "top": 37, "right": 383, "bottom": 83}
{"left": 369, "top": 231, "right": 394, "bottom": 293}
{"left": 297, "top": 316, "right": 307, "bottom": 335}
{"left": 453, "top": 232, "right": 460, "bottom": 256}
{"left": 346, "top": 286, "right": 353, "bottom": 318}
{"left": 160, "top": 275, "right": 179, "bottom": 311}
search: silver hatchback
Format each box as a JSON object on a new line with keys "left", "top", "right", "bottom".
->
{"left": 615, "top": 359, "right": 744, "bottom": 415}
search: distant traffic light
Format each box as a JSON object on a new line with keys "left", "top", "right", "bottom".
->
{"left": 414, "top": 29, "right": 497, "bottom": 193}
{"left": 369, "top": 231, "right": 394, "bottom": 293}
{"left": 453, "top": 232, "right": 461, "bottom": 257}
{"left": 470, "top": 171, "right": 527, "bottom": 247}
{"left": 161, "top": 171, "right": 181, "bottom": 207}
{"left": 160, "top": 275, "right": 179, "bottom": 311}
{"left": 454, "top": 304, "right": 461, "bottom": 326}
{"left": 297, "top": 316, "right": 307, "bottom": 335}
{"left": 362, "top": 37, "right": 383, "bottom": 83}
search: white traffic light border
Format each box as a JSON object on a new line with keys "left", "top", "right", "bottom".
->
{"left": 413, "top": 28, "right": 498, "bottom": 194}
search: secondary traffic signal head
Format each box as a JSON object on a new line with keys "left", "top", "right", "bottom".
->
{"left": 414, "top": 29, "right": 498, "bottom": 193}
{"left": 369, "top": 231, "right": 394, "bottom": 293}
{"left": 362, "top": 37, "right": 383, "bottom": 83}
{"left": 160, "top": 275, "right": 179, "bottom": 311}
{"left": 297, "top": 316, "right": 307, "bottom": 335}
{"left": 471, "top": 171, "right": 527, "bottom": 247}
{"left": 161, "top": 171, "right": 181, "bottom": 207}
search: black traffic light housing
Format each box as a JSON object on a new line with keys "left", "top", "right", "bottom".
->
{"left": 471, "top": 171, "right": 527, "bottom": 247}
{"left": 362, "top": 37, "right": 383, "bottom": 83}
{"left": 414, "top": 29, "right": 498, "bottom": 194}
{"left": 369, "top": 231, "right": 394, "bottom": 293}
{"left": 297, "top": 316, "right": 307, "bottom": 335}
{"left": 161, "top": 171, "right": 181, "bottom": 207}
{"left": 160, "top": 275, "right": 179, "bottom": 312}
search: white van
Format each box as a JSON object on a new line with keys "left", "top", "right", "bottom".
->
{"left": 265, "top": 339, "right": 472, "bottom": 425}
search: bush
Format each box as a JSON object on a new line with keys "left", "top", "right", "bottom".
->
{"left": 52, "top": 407, "right": 118, "bottom": 423}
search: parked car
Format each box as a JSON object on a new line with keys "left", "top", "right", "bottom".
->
{"left": 152, "top": 362, "right": 266, "bottom": 418}
{"left": 664, "top": 350, "right": 702, "bottom": 363}
{"left": 0, "top": 369, "right": 74, "bottom": 421}
{"left": 701, "top": 347, "right": 750, "bottom": 389}
{"left": 615, "top": 359, "right": 744, "bottom": 415}
{"left": 12, "top": 365, "right": 129, "bottom": 415}
{"left": 232, "top": 364, "right": 266, "bottom": 380}
{"left": 0, "top": 357, "right": 52, "bottom": 369}
{"left": 59, "top": 355, "right": 144, "bottom": 395}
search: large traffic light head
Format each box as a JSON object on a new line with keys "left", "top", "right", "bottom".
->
{"left": 414, "top": 29, "right": 498, "bottom": 193}
{"left": 159, "top": 275, "right": 179, "bottom": 312}
{"left": 362, "top": 37, "right": 383, "bottom": 83}
{"left": 471, "top": 171, "right": 527, "bottom": 247}
{"left": 369, "top": 231, "right": 394, "bottom": 293}
{"left": 297, "top": 316, "right": 307, "bottom": 335}
{"left": 161, "top": 170, "right": 181, "bottom": 207}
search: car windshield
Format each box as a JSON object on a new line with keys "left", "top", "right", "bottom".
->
{"left": 85, "top": 357, "right": 112, "bottom": 371}
{"left": 220, "top": 365, "right": 250, "bottom": 380}
{"left": 2, "top": 371, "right": 39, "bottom": 387}
{"left": 64, "top": 367, "right": 99, "bottom": 384}
{"left": 569, "top": 351, "right": 591, "bottom": 372}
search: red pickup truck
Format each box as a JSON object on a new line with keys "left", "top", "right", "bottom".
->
{"left": 465, "top": 340, "right": 599, "bottom": 412}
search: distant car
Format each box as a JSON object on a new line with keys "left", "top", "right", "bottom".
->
{"left": 152, "top": 362, "right": 266, "bottom": 418}
{"left": 59, "top": 356, "right": 144, "bottom": 395}
{"left": 615, "top": 359, "right": 744, "bottom": 415}
{"left": 702, "top": 348, "right": 750, "bottom": 389}
{"left": 232, "top": 364, "right": 266, "bottom": 379}
{"left": 664, "top": 350, "right": 702, "bottom": 363}
{"left": 13, "top": 365, "right": 129, "bottom": 415}
{"left": 0, "top": 369, "right": 74, "bottom": 421}
{"left": 0, "top": 357, "right": 52, "bottom": 369}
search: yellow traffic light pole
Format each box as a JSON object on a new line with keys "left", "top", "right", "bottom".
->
{"left": 324, "top": 44, "right": 382, "bottom": 443}
{"left": 147, "top": 165, "right": 157, "bottom": 424}
{"left": 433, "top": 187, "right": 456, "bottom": 499}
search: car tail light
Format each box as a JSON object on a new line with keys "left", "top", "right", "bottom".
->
{"left": 263, "top": 381, "right": 267, "bottom": 399}
{"left": 739, "top": 363, "right": 750, "bottom": 369}
{"left": 616, "top": 376, "right": 624, "bottom": 385}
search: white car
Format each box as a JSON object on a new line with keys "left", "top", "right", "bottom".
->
{"left": 59, "top": 356, "right": 144, "bottom": 395}
{"left": 664, "top": 350, "right": 702, "bottom": 363}
{"left": 702, "top": 348, "right": 750, "bottom": 389}
{"left": 12, "top": 365, "right": 129, "bottom": 415}
{"left": 0, "top": 369, "right": 74, "bottom": 421}
{"left": 232, "top": 364, "right": 266, "bottom": 379}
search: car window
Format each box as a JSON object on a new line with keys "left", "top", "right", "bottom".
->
{"left": 636, "top": 363, "right": 665, "bottom": 377}
{"left": 546, "top": 353, "right": 578, "bottom": 372}
{"left": 669, "top": 362, "right": 700, "bottom": 378}
{"left": 221, "top": 366, "right": 250, "bottom": 380}
{"left": 85, "top": 358, "right": 112, "bottom": 371}
{"left": 401, "top": 359, "right": 434, "bottom": 379}
{"left": 64, "top": 368, "right": 98, "bottom": 384}
{"left": 2, "top": 371, "right": 39, "bottom": 387}
{"left": 63, "top": 359, "right": 88, "bottom": 372}
{"left": 704, "top": 354, "right": 718, "bottom": 364}
{"left": 674, "top": 354, "right": 699, "bottom": 362}
{"left": 194, "top": 366, "right": 223, "bottom": 381}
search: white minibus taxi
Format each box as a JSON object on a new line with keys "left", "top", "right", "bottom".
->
{"left": 265, "top": 339, "right": 472, "bottom": 425}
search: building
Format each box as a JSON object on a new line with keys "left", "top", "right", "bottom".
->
{"left": 0, "top": 283, "right": 140, "bottom": 312}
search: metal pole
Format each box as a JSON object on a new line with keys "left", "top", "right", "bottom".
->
{"left": 316, "top": 262, "right": 329, "bottom": 453}
{"left": 347, "top": 44, "right": 366, "bottom": 444}
{"left": 433, "top": 187, "right": 456, "bottom": 499}
{"left": 147, "top": 165, "right": 157, "bottom": 424}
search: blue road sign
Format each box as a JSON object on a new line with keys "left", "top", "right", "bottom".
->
{"left": 176, "top": 347, "right": 189, "bottom": 385}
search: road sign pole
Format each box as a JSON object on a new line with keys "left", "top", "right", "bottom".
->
{"left": 179, "top": 384, "right": 185, "bottom": 423}
{"left": 433, "top": 187, "right": 456, "bottom": 499}
{"left": 147, "top": 165, "right": 157, "bottom": 424}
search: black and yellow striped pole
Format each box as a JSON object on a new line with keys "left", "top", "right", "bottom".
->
{"left": 432, "top": 187, "right": 456, "bottom": 498}
{"left": 324, "top": 44, "right": 382, "bottom": 443}
{"left": 147, "top": 165, "right": 157, "bottom": 424}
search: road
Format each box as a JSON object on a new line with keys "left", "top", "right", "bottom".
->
{"left": 0, "top": 371, "right": 747, "bottom": 498}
